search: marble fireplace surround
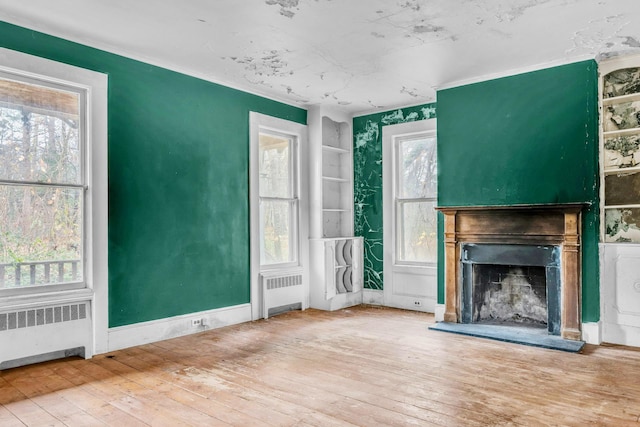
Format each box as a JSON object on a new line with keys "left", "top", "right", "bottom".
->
{"left": 436, "top": 204, "right": 585, "bottom": 341}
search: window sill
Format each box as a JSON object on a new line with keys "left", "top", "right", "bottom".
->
{"left": 392, "top": 263, "right": 437, "bottom": 275}
{"left": 0, "top": 287, "right": 93, "bottom": 311}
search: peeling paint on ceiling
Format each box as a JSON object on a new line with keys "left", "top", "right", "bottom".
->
{"left": 1, "top": 0, "right": 640, "bottom": 114}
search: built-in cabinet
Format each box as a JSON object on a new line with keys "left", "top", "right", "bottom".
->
{"left": 308, "top": 106, "right": 363, "bottom": 310}
{"left": 599, "top": 54, "right": 640, "bottom": 347}
{"left": 600, "top": 55, "right": 640, "bottom": 243}
{"left": 309, "top": 237, "right": 363, "bottom": 310}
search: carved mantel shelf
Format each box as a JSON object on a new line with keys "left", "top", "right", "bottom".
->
{"left": 435, "top": 203, "right": 588, "bottom": 341}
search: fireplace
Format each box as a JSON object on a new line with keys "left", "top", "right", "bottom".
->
{"left": 436, "top": 204, "right": 584, "bottom": 341}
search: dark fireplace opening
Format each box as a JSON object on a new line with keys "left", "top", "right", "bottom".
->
{"left": 461, "top": 243, "right": 561, "bottom": 335}
{"left": 471, "top": 264, "right": 547, "bottom": 327}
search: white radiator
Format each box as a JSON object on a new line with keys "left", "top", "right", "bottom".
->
{"left": 0, "top": 301, "right": 92, "bottom": 369}
{"left": 261, "top": 269, "right": 305, "bottom": 319}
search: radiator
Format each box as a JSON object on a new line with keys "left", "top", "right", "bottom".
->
{"left": 261, "top": 269, "right": 305, "bottom": 319}
{"left": 0, "top": 301, "right": 92, "bottom": 369}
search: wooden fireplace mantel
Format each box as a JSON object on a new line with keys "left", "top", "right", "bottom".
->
{"left": 435, "top": 203, "right": 587, "bottom": 341}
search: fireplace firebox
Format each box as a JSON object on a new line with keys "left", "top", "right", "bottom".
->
{"left": 461, "top": 243, "right": 561, "bottom": 335}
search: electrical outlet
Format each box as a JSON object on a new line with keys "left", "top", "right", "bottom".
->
{"left": 191, "top": 318, "right": 203, "bottom": 327}
{"left": 414, "top": 301, "right": 422, "bottom": 306}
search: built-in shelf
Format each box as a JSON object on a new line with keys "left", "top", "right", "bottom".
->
{"left": 602, "top": 92, "right": 640, "bottom": 105}
{"left": 604, "top": 204, "right": 640, "bottom": 209}
{"left": 309, "top": 108, "right": 361, "bottom": 312}
{"left": 603, "top": 166, "right": 640, "bottom": 175}
{"left": 603, "top": 128, "right": 640, "bottom": 138}
{"left": 600, "top": 56, "right": 640, "bottom": 244}
{"left": 314, "top": 114, "right": 354, "bottom": 239}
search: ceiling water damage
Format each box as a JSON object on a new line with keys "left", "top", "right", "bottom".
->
{"left": 1, "top": 0, "right": 640, "bottom": 113}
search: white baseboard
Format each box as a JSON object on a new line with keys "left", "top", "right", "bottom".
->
{"left": 363, "top": 289, "right": 384, "bottom": 305}
{"left": 434, "top": 304, "right": 445, "bottom": 322}
{"left": 581, "top": 321, "right": 602, "bottom": 345}
{"left": 601, "top": 323, "right": 640, "bottom": 347}
{"left": 107, "top": 303, "right": 252, "bottom": 353}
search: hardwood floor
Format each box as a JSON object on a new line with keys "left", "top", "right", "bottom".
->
{"left": 2, "top": 305, "right": 640, "bottom": 426}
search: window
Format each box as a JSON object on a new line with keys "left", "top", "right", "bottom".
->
{"left": 259, "top": 131, "right": 298, "bottom": 265}
{"left": 249, "top": 112, "right": 307, "bottom": 320}
{"left": 394, "top": 132, "right": 437, "bottom": 264}
{"left": 0, "top": 73, "right": 86, "bottom": 292}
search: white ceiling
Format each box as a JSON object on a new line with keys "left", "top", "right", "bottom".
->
{"left": 2, "top": 0, "right": 640, "bottom": 115}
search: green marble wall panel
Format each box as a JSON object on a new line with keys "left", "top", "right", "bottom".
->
{"left": 352, "top": 104, "right": 436, "bottom": 290}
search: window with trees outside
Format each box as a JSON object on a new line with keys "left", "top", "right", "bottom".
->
{"left": 395, "top": 133, "right": 437, "bottom": 264}
{"left": 259, "top": 131, "right": 298, "bottom": 266}
{"left": 0, "top": 73, "right": 85, "bottom": 292}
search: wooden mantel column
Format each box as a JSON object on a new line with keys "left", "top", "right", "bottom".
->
{"left": 561, "top": 211, "right": 581, "bottom": 340}
{"left": 442, "top": 211, "right": 458, "bottom": 323}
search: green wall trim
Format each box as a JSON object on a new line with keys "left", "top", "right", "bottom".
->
{"left": 437, "top": 60, "right": 600, "bottom": 321}
{"left": 353, "top": 104, "right": 437, "bottom": 290}
{"left": 0, "top": 21, "right": 306, "bottom": 327}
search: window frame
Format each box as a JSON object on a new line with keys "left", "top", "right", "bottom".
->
{"left": 392, "top": 128, "right": 438, "bottom": 267}
{"left": 258, "top": 129, "right": 300, "bottom": 268}
{"left": 0, "top": 71, "right": 88, "bottom": 296}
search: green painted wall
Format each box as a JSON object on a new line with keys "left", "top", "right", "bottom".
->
{"left": 353, "top": 104, "right": 438, "bottom": 290}
{"left": 437, "top": 60, "right": 600, "bottom": 322}
{"left": 0, "top": 21, "right": 306, "bottom": 327}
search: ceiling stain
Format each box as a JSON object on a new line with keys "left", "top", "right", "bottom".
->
{"left": 399, "top": 0, "right": 420, "bottom": 12}
{"left": 5, "top": 0, "right": 640, "bottom": 114}
{"left": 622, "top": 36, "right": 640, "bottom": 48}
{"left": 566, "top": 14, "right": 631, "bottom": 55}
{"left": 494, "top": 0, "right": 553, "bottom": 23}
{"left": 413, "top": 24, "right": 444, "bottom": 34}
{"left": 265, "top": 0, "right": 300, "bottom": 18}
{"left": 400, "top": 86, "right": 419, "bottom": 97}
{"left": 367, "top": 100, "right": 386, "bottom": 110}
{"left": 281, "top": 85, "right": 309, "bottom": 103}
{"left": 224, "top": 50, "right": 293, "bottom": 78}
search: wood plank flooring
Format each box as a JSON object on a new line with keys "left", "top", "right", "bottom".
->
{"left": 2, "top": 305, "right": 640, "bottom": 426}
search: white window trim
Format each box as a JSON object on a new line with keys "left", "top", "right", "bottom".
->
{"left": 383, "top": 119, "right": 437, "bottom": 271}
{"left": 249, "top": 112, "right": 308, "bottom": 320}
{"left": 0, "top": 48, "right": 109, "bottom": 355}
